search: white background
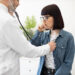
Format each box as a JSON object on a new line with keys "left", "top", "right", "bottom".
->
{"left": 16, "top": 0, "right": 75, "bottom": 75}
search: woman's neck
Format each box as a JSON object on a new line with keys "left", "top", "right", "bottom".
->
{"left": 51, "top": 29, "right": 60, "bottom": 35}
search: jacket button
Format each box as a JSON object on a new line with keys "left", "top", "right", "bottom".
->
{"left": 62, "top": 47, "right": 64, "bottom": 48}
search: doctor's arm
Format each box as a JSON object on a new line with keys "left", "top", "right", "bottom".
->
{"left": 3, "top": 20, "right": 51, "bottom": 58}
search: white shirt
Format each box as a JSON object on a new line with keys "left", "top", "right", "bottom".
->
{"left": 45, "top": 31, "right": 59, "bottom": 69}
{"left": 0, "top": 4, "right": 50, "bottom": 75}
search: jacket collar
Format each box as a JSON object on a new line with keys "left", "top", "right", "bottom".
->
{"left": 47, "top": 29, "right": 64, "bottom": 38}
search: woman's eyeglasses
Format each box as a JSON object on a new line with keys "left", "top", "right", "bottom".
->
{"left": 40, "top": 15, "right": 50, "bottom": 20}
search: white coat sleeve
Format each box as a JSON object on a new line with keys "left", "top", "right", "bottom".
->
{"left": 2, "top": 19, "right": 50, "bottom": 58}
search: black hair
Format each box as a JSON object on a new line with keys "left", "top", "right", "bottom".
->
{"left": 41, "top": 4, "right": 64, "bottom": 30}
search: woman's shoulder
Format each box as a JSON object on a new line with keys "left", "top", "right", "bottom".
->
{"left": 62, "top": 30, "right": 74, "bottom": 39}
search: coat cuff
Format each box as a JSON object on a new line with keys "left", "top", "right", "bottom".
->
{"left": 41, "top": 44, "right": 50, "bottom": 55}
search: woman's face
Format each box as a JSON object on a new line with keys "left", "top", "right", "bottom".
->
{"left": 42, "top": 15, "right": 54, "bottom": 30}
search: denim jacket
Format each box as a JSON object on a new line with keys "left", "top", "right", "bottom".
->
{"left": 30, "top": 29, "right": 75, "bottom": 75}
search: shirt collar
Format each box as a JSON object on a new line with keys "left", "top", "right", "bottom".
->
{"left": 0, "top": 3, "right": 16, "bottom": 18}
{"left": 0, "top": 3, "right": 8, "bottom": 12}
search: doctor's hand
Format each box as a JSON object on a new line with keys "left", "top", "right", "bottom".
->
{"left": 48, "top": 41, "right": 56, "bottom": 52}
